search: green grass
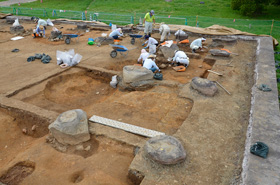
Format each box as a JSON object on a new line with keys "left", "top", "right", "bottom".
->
{"left": 12, "top": 0, "right": 92, "bottom": 11}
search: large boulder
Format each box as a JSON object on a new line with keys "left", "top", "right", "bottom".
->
{"left": 48, "top": 109, "right": 90, "bottom": 145}
{"left": 144, "top": 135, "right": 186, "bottom": 165}
{"left": 123, "top": 65, "right": 154, "bottom": 83}
{"left": 159, "top": 44, "right": 179, "bottom": 59}
{"left": 209, "top": 49, "right": 230, "bottom": 57}
{"left": 191, "top": 77, "right": 218, "bottom": 96}
{"left": 10, "top": 25, "right": 25, "bottom": 34}
{"left": 119, "top": 65, "right": 155, "bottom": 91}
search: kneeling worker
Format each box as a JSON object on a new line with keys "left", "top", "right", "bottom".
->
{"left": 109, "top": 28, "right": 123, "bottom": 39}
{"left": 172, "top": 50, "right": 189, "bottom": 67}
{"left": 159, "top": 22, "right": 170, "bottom": 43}
{"left": 31, "top": 16, "right": 47, "bottom": 38}
{"left": 190, "top": 37, "right": 206, "bottom": 53}
{"left": 143, "top": 54, "right": 160, "bottom": 73}
{"left": 137, "top": 49, "right": 149, "bottom": 64}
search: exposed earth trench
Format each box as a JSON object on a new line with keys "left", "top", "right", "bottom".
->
{"left": 0, "top": 19, "right": 257, "bottom": 185}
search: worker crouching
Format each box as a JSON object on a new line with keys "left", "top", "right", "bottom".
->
{"left": 31, "top": 16, "right": 47, "bottom": 38}
{"left": 143, "top": 54, "right": 160, "bottom": 73}
{"left": 172, "top": 50, "right": 189, "bottom": 67}
{"left": 190, "top": 37, "right": 206, "bottom": 53}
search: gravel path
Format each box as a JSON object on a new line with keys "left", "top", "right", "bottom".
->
{"left": 0, "top": 0, "right": 37, "bottom": 6}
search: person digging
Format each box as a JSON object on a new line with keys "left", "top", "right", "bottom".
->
{"left": 190, "top": 37, "right": 206, "bottom": 53}
{"left": 31, "top": 16, "right": 47, "bottom": 38}
{"left": 143, "top": 54, "right": 160, "bottom": 73}
{"left": 172, "top": 50, "right": 189, "bottom": 67}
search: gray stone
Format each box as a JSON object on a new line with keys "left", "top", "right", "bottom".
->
{"left": 77, "top": 24, "right": 87, "bottom": 30}
{"left": 209, "top": 49, "right": 230, "bottom": 57}
{"left": 212, "top": 38, "right": 237, "bottom": 44}
{"left": 144, "top": 135, "right": 186, "bottom": 165}
{"left": 176, "top": 34, "right": 188, "bottom": 41}
{"left": 159, "top": 44, "right": 179, "bottom": 59}
{"left": 123, "top": 65, "right": 154, "bottom": 83}
{"left": 191, "top": 77, "right": 218, "bottom": 96}
{"left": 50, "top": 31, "right": 62, "bottom": 39}
{"left": 48, "top": 109, "right": 90, "bottom": 145}
{"left": 94, "top": 37, "right": 114, "bottom": 45}
{"left": 10, "top": 25, "right": 25, "bottom": 34}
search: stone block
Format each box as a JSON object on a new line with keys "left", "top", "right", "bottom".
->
{"left": 144, "top": 135, "right": 186, "bottom": 165}
{"left": 123, "top": 65, "right": 154, "bottom": 83}
{"left": 210, "top": 49, "right": 230, "bottom": 57}
{"left": 191, "top": 77, "right": 218, "bottom": 96}
{"left": 48, "top": 109, "right": 90, "bottom": 145}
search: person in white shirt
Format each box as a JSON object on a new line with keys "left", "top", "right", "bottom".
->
{"left": 172, "top": 50, "right": 189, "bottom": 67}
{"left": 190, "top": 37, "right": 206, "bottom": 53}
{"left": 31, "top": 16, "right": 47, "bottom": 38}
{"left": 159, "top": 23, "right": 170, "bottom": 43}
{"left": 109, "top": 28, "right": 123, "bottom": 39}
{"left": 137, "top": 49, "right": 149, "bottom": 64}
{"left": 143, "top": 54, "right": 160, "bottom": 73}
{"left": 142, "top": 36, "right": 158, "bottom": 54}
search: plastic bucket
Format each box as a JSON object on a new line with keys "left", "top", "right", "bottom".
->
{"left": 88, "top": 38, "right": 95, "bottom": 45}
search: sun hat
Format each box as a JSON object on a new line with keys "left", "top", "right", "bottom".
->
{"left": 148, "top": 54, "right": 156, "bottom": 58}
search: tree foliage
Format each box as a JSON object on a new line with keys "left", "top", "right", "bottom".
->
{"left": 231, "top": 0, "right": 270, "bottom": 16}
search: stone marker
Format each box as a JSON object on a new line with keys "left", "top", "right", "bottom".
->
{"left": 10, "top": 25, "right": 25, "bottom": 34}
{"left": 159, "top": 44, "right": 179, "bottom": 59}
{"left": 144, "top": 135, "right": 186, "bottom": 165}
{"left": 48, "top": 109, "right": 90, "bottom": 145}
{"left": 191, "top": 77, "right": 218, "bottom": 96}
{"left": 209, "top": 49, "right": 230, "bottom": 57}
{"left": 123, "top": 65, "right": 154, "bottom": 83}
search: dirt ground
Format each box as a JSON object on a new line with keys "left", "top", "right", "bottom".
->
{"left": 0, "top": 19, "right": 257, "bottom": 185}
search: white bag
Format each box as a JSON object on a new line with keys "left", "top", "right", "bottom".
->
{"left": 13, "top": 18, "right": 20, "bottom": 27}
{"left": 110, "top": 75, "right": 118, "bottom": 88}
{"left": 56, "top": 49, "right": 82, "bottom": 67}
{"left": 47, "top": 18, "right": 54, "bottom": 26}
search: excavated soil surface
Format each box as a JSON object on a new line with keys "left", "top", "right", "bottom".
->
{"left": 0, "top": 19, "right": 257, "bottom": 185}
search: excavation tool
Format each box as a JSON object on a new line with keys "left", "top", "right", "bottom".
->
{"left": 109, "top": 44, "right": 137, "bottom": 58}
{"left": 63, "top": 32, "right": 83, "bottom": 44}
{"left": 215, "top": 81, "right": 231, "bottom": 95}
{"left": 208, "top": 70, "right": 223, "bottom": 76}
{"left": 129, "top": 34, "right": 143, "bottom": 45}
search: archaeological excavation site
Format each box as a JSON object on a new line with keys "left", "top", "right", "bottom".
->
{"left": 0, "top": 15, "right": 279, "bottom": 185}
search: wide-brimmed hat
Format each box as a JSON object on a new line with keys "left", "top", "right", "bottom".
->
{"left": 148, "top": 54, "right": 156, "bottom": 58}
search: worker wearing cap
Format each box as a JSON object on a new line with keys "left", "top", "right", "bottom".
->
{"left": 190, "top": 37, "right": 206, "bottom": 53}
{"left": 143, "top": 54, "right": 160, "bottom": 73}
{"left": 159, "top": 22, "right": 170, "bottom": 43}
{"left": 142, "top": 35, "right": 158, "bottom": 54}
{"left": 172, "top": 50, "right": 189, "bottom": 67}
{"left": 109, "top": 28, "right": 123, "bottom": 39}
{"left": 31, "top": 16, "right": 47, "bottom": 38}
{"left": 143, "top": 10, "right": 155, "bottom": 36}
{"left": 138, "top": 49, "right": 150, "bottom": 64}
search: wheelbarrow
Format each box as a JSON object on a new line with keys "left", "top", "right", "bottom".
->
{"left": 129, "top": 34, "right": 143, "bottom": 45}
{"left": 109, "top": 44, "right": 129, "bottom": 58}
{"left": 63, "top": 34, "right": 80, "bottom": 44}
